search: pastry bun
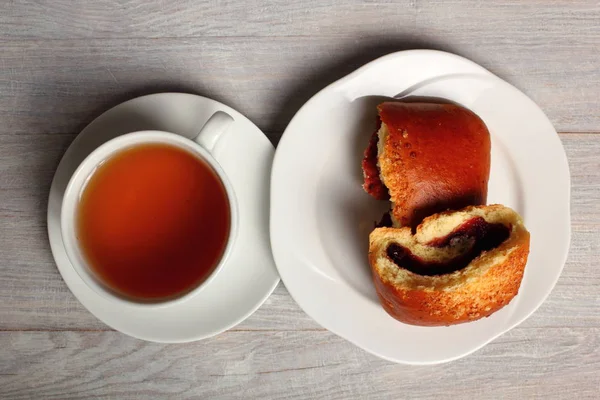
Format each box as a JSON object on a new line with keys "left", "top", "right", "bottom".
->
{"left": 363, "top": 102, "right": 491, "bottom": 228}
{"left": 368, "top": 205, "right": 530, "bottom": 326}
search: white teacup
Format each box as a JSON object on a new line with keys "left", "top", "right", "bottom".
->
{"left": 61, "top": 111, "right": 238, "bottom": 308}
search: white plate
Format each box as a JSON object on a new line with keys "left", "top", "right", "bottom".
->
{"left": 271, "top": 50, "right": 570, "bottom": 364}
{"left": 48, "top": 93, "right": 280, "bottom": 342}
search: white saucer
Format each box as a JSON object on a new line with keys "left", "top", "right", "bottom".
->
{"left": 48, "top": 93, "right": 280, "bottom": 342}
{"left": 270, "top": 50, "right": 570, "bottom": 364}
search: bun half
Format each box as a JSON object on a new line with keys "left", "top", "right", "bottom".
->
{"left": 368, "top": 205, "right": 530, "bottom": 326}
{"left": 364, "top": 102, "right": 491, "bottom": 228}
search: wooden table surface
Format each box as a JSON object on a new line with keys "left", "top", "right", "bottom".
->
{"left": 1, "top": 1, "right": 599, "bottom": 398}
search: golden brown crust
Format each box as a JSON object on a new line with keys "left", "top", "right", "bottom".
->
{"left": 377, "top": 102, "right": 491, "bottom": 228}
{"left": 368, "top": 205, "right": 530, "bottom": 326}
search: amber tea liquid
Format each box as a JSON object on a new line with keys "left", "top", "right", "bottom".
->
{"left": 77, "top": 143, "right": 230, "bottom": 301}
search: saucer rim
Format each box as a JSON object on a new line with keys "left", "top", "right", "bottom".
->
{"left": 47, "top": 92, "right": 280, "bottom": 343}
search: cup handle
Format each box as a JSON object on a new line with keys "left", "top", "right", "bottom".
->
{"left": 193, "top": 111, "right": 234, "bottom": 153}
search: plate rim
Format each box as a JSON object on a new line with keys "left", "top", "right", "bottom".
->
{"left": 270, "top": 50, "right": 571, "bottom": 364}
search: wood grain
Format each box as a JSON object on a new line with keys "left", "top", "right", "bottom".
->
{"left": 1, "top": 1, "right": 598, "bottom": 132}
{"left": 1, "top": 328, "right": 600, "bottom": 399}
{"left": 0, "top": 34, "right": 598, "bottom": 136}
{"left": 1, "top": 0, "right": 597, "bottom": 41}
{"left": 0, "top": 0, "right": 416, "bottom": 39}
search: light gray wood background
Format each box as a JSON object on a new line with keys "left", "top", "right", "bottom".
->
{"left": 1, "top": 1, "right": 599, "bottom": 398}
